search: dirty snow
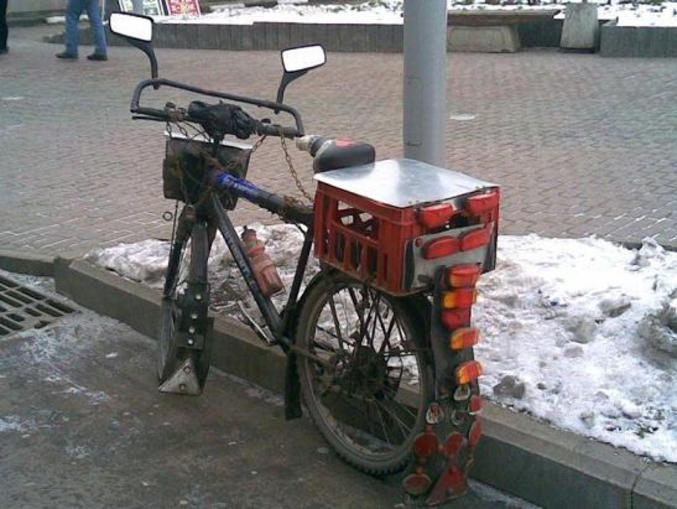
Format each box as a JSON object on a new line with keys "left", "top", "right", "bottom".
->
{"left": 152, "top": 0, "right": 677, "bottom": 28}
{"left": 87, "top": 230, "right": 677, "bottom": 462}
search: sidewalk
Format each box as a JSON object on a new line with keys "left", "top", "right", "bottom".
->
{"left": 0, "top": 26, "right": 675, "bottom": 257}
{"left": 0, "top": 272, "right": 530, "bottom": 509}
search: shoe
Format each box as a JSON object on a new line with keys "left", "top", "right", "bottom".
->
{"left": 0, "top": 47, "right": 8, "bottom": 55}
{"left": 56, "top": 51, "right": 78, "bottom": 60}
{"left": 87, "top": 53, "right": 108, "bottom": 61}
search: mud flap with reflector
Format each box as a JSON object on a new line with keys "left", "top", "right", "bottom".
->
{"left": 158, "top": 357, "right": 202, "bottom": 396}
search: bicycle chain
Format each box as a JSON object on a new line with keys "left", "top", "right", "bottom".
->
{"left": 279, "top": 127, "right": 314, "bottom": 204}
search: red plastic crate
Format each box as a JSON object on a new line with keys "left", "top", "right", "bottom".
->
{"left": 313, "top": 159, "right": 500, "bottom": 296}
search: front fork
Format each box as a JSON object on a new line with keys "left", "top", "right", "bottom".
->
{"left": 403, "top": 267, "right": 484, "bottom": 506}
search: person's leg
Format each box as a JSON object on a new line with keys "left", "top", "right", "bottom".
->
{"left": 86, "top": 0, "right": 107, "bottom": 57}
{"left": 64, "top": 0, "right": 85, "bottom": 56}
{"left": 0, "top": 0, "right": 8, "bottom": 52}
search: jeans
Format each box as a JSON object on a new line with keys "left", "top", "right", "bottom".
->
{"left": 0, "top": 0, "right": 8, "bottom": 51}
{"left": 65, "top": 0, "right": 107, "bottom": 56}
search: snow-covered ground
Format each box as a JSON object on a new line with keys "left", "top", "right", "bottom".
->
{"left": 86, "top": 229, "right": 677, "bottom": 463}
{"left": 151, "top": 0, "right": 677, "bottom": 28}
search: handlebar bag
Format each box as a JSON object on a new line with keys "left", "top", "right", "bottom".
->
{"left": 163, "top": 135, "right": 252, "bottom": 210}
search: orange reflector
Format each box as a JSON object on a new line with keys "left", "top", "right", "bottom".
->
{"left": 469, "top": 395, "right": 483, "bottom": 415}
{"left": 440, "top": 309, "right": 471, "bottom": 330}
{"left": 448, "top": 265, "right": 481, "bottom": 288}
{"left": 418, "top": 203, "right": 455, "bottom": 230}
{"left": 441, "top": 288, "right": 477, "bottom": 309}
{"left": 461, "top": 225, "right": 492, "bottom": 251}
{"left": 466, "top": 191, "right": 499, "bottom": 216}
{"left": 450, "top": 328, "right": 480, "bottom": 350}
{"left": 469, "top": 419, "right": 482, "bottom": 448}
{"left": 456, "top": 361, "right": 483, "bottom": 385}
{"left": 423, "top": 236, "right": 460, "bottom": 260}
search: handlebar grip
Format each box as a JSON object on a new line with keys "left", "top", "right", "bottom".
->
{"left": 256, "top": 122, "right": 298, "bottom": 139}
{"left": 132, "top": 106, "right": 170, "bottom": 121}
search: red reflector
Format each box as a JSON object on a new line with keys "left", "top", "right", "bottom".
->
{"left": 456, "top": 360, "right": 483, "bottom": 385}
{"left": 418, "top": 203, "right": 455, "bottom": 229}
{"left": 466, "top": 191, "right": 499, "bottom": 216}
{"left": 441, "top": 288, "right": 477, "bottom": 309}
{"left": 402, "top": 472, "right": 432, "bottom": 496}
{"left": 442, "top": 432, "right": 466, "bottom": 458}
{"left": 448, "top": 265, "right": 481, "bottom": 288}
{"left": 423, "top": 236, "right": 460, "bottom": 260}
{"left": 469, "top": 419, "right": 482, "bottom": 448}
{"left": 469, "top": 395, "right": 483, "bottom": 415}
{"left": 440, "top": 309, "right": 471, "bottom": 330}
{"left": 461, "top": 225, "right": 492, "bottom": 251}
{"left": 450, "top": 327, "right": 480, "bottom": 350}
{"left": 413, "top": 432, "right": 439, "bottom": 459}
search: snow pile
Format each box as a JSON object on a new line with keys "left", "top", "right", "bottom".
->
{"left": 473, "top": 236, "right": 676, "bottom": 462}
{"left": 86, "top": 232, "right": 677, "bottom": 462}
{"left": 153, "top": 0, "right": 677, "bottom": 28}
{"left": 86, "top": 223, "right": 320, "bottom": 314}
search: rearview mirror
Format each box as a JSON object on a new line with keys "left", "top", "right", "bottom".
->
{"left": 281, "top": 45, "right": 326, "bottom": 73}
{"left": 110, "top": 12, "right": 153, "bottom": 43}
{"left": 109, "top": 12, "right": 159, "bottom": 85}
{"left": 277, "top": 44, "right": 326, "bottom": 105}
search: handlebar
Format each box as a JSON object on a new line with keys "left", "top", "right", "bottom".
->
{"left": 130, "top": 78, "right": 304, "bottom": 138}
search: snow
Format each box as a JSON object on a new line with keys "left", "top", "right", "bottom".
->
{"left": 86, "top": 231, "right": 677, "bottom": 463}
{"left": 149, "top": 0, "right": 677, "bottom": 28}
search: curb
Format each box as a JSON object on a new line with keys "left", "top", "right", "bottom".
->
{"left": 0, "top": 249, "right": 55, "bottom": 276}
{"left": 46, "top": 257, "right": 676, "bottom": 509}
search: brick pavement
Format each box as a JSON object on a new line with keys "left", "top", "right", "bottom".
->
{"left": 0, "top": 25, "right": 675, "bottom": 257}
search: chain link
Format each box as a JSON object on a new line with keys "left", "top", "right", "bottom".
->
{"left": 279, "top": 127, "right": 314, "bottom": 204}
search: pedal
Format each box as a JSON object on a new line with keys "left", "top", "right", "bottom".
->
{"left": 237, "top": 301, "right": 277, "bottom": 346}
{"left": 158, "top": 357, "right": 202, "bottom": 396}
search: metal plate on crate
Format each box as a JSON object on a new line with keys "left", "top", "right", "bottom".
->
{"left": 314, "top": 158, "right": 497, "bottom": 208}
{"left": 0, "top": 275, "right": 76, "bottom": 337}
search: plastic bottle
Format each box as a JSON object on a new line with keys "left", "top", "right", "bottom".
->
{"left": 241, "top": 227, "right": 284, "bottom": 297}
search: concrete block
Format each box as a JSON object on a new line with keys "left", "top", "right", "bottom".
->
{"left": 448, "top": 25, "right": 520, "bottom": 53}
{"left": 322, "top": 24, "right": 342, "bottom": 52}
{"left": 664, "top": 27, "right": 677, "bottom": 57}
{"left": 339, "top": 25, "right": 369, "bottom": 52}
{"left": 0, "top": 249, "right": 54, "bottom": 276}
{"left": 250, "top": 22, "right": 267, "bottom": 50}
{"left": 473, "top": 404, "right": 643, "bottom": 509}
{"left": 276, "top": 23, "right": 292, "bottom": 49}
{"left": 157, "top": 23, "right": 177, "bottom": 48}
{"left": 54, "top": 258, "right": 161, "bottom": 340}
{"left": 260, "top": 22, "right": 280, "bottom": 50}
{"left": 391, "top": 25, "right": 404, "bottom": 52}
{"left": 216, "top": 24, "right": 231, "bottom": 50}
{"left": 560, "top": 2, "right": 599, "bottom": 50}
{"left": 182, "top": 24, "right": 200, "bottom": 49}
{"left": 289, "top": 23, "right": 305, "bottom": 47}
{"left": 197, "top": 24, "right": 220, "bottom": 50}
{"left": 633, "top": 463, "right": 677, "bottom": 509}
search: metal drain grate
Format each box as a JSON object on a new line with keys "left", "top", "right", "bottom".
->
{"left": 0, "top": 275, "right": 76, "bottom": 337}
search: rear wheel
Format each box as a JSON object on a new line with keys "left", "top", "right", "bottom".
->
{"left": 296, "top": 272, "right": 433, "bottom": 475}
{"left": 158, "top": 220, "right": 213, "bottom": 388}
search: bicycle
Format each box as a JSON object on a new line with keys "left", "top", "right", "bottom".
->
{"left": 110, "top": 12, "right": 500, "bottom": 506}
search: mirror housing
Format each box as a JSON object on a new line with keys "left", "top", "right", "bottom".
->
{"left": 276, "top": 44, "right": 326, "bottom": 105}
{"left": 109, "top": 12, "right": 159, "bottom": 85}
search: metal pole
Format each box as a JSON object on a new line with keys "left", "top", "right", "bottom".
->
{"left": 403, "top": 0, "right": 448, "bottom": 167}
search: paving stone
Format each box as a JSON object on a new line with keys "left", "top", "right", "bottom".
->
{"left": 0, "top": 25, "right": 675, "bottom": 258}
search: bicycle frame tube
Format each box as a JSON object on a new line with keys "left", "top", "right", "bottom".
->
{"left": 210, "top": 195, "right": 283, "bottom": 335}
{"left": 211, "top": 171, "right": 313, "bottom": 227}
